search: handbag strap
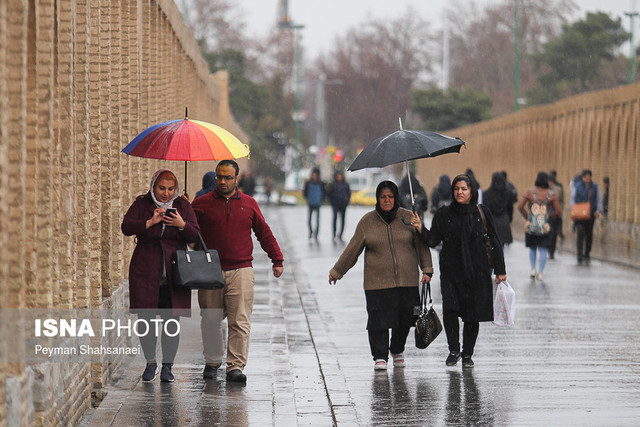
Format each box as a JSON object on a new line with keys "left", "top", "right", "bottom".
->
{"left": 186, "top": 233, "right": 209, "bottom": 252}
{"left": 421, "top": 280, "right": 433, "bottom": 310}
{"left": 197, "top": 233, "right": 209, "bottom": 251}
{"left": 477, "top": 205, "right": 488, "bottom": 232}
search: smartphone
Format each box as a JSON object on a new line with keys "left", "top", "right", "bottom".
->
{"left": 165, "top": 208, "right": 177, "bottom": 217}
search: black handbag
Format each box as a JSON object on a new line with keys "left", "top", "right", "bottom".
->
{"left": 171, "top": 233, "right": 225, "bottom": 290}
{"left": 415, "top": 281, "right": 442, "bottom": 349}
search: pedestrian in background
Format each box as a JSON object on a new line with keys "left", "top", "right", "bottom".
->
{"left": 570, "top": 169, "right": 603, "bottom": 265}
{"left": 238, "top": 170, "right": 256, "bottom": 197}
{"left": 501, "top": 171, "right": 518, "bottom": 224}
{"left": 264, "top": 176, "right": 274, "bottom": 206}
{"left": 121, "top": 169, "right": 200, "bottom": 383}
{"left": 303, "top": 167, "right": 325, "bottom": 243}
{"left": 483, "top": 172, "right": 514, "bottom": 247}
{"left": 398, "top": 173, "right": 428, "bottom": 219}
{"left": 429, "top": 174, "right": 452, "bottom": 214}
{"left": 192, "top": 160, "right": 284, "bottom": 384}
{"left": 602, "top": 176, "right": 609, "bottom": 218}
{"left": 518, "top": 172, "right": 561, "bottom": 281}
{"left": 413, "top": 174, "right": 506, "bottom": 369}
{"left": 547, "top": 171, "right": 564, "bottom": 259}
{"left": 327, "top": 170, "right": 351, "bottom": 243}
{"left": 465, "top": 168, "right": 483, "bottom": 204}
{"left": 329, "top": 181, "right": 433, "bottom": 371}
{"left": 195, "top": 171, "right": 216, "bottom": 200}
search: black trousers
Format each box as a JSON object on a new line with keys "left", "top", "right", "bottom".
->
{"left": 548, "top": 216, "right": 563, "bottom": 257}
{"left": 443, "top": 312, "right": 479, "bottom": 357}
{"left": 365, "top": 287, "right": 419, "bottom": 361}
{"left": 368, "top": 326, "right": 411, "bottom": 361}
{"left": 137, "top": 285, "right": 180, "bottom": 364}
{"left": 332, "top": 206, "right": 347, "bottom": 239}
{"left": 575, "top": 218, "right": 595, "bottom": 260}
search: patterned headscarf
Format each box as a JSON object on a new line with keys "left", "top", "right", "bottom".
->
{"left": 149, "top": 169, "right": 180, "bottom": 209}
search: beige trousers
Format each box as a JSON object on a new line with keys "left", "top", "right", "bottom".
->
{"left": 198, "top": 267, "right": 255, "bottom": 372}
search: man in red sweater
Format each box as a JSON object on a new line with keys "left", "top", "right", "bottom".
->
{"left": 192, "top": 160, "right": 284, "bottom": 383}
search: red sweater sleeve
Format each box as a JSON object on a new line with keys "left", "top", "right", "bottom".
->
{"left": 249, "top": 198, "right": 284, "bottom": 267}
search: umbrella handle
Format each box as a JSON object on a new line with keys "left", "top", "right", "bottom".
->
{"left": 405, "top": 160, "right": 415, "bottom": 212}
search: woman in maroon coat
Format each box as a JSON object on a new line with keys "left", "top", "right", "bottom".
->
{"left": 122, "top": 169, "right": 199, "bottom": 382}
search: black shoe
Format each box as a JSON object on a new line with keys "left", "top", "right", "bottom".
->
{"left": 226, "top": 369, "right": 247, "bottom": 383}
{"left": 203, "top": 364, "right": 220, "bottom": 380}
{"left": 160, "top": 363, "right": 174, "bottom": 382}
{"left": 142, "top": 362, "right": 157, "bottom": 382}
{"left": 462, "top": 355, "right": 474, "bottom": 369}
{"left": 445, "top": 352, "right": 461, "bottom": 366}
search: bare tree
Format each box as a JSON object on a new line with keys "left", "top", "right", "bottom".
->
{"left": 181, "top": 0, "right": 247, "bottom": 51}
{"left": 446, "top": 0, "right": 576, "bottom": 114}
{"left": 312, "top": 8, "right": 436, "bottom": 156}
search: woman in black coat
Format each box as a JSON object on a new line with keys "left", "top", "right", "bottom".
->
{"left": 411, "top": 174, "right": 507, "bottom": 368}
{"left": 483, "top": 172, "right": 514, "bottom": 245}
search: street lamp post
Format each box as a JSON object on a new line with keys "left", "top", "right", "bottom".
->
{"left": 625, "top": 11, "right": 639, "bottom": 84}
{"left": 514, "top": 0, "right": 520, "bottom": 111}
{"left": 279, "top": 21, "right": 305, "bottom": 188}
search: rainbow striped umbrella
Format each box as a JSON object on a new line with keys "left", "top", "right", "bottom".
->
{"left": 122, "top": 112, "right": 249, "bottom": 192}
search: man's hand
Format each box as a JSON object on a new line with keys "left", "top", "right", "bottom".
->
{"left": 273, "top": 266, "right": 283, "bottom": 278}
{"left": 495, "top": 274, "right": 507, "bottom": 284}
{"left": 329, "top": 274, "right": 337, "bottom": 285}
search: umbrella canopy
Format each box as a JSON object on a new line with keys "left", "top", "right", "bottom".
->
{"left": 348, "top": 129, "right": 465, "bottom": 172}
{"left": 122, "top": 115, "right": 249, "bottom": 194}
{"left": 123, "top": 118, "right": 249, "bottom": 161}
{"left": 348, "top": 120, "right": 466, "bottom": 213}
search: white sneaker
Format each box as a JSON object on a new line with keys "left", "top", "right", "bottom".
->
{"left": 530, "top": 269, "right": 537, "bottom": 278}
{"left": 374, "top": 359, "right": 387, "bottom": 370}
{"left": 391, "top": 353, "right": 405, "bottom": 368}
{"left": 536, "top": 271, "right": 543, "bottom": 281}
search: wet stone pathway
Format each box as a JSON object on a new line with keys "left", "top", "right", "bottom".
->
{"left": 79, "top": 205, "right": 640, "bottom": 426}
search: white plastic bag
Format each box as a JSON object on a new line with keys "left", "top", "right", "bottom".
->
{"left": 493, "top": 281, "right": 516, "bottom": 327}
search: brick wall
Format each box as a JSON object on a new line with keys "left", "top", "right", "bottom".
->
{"left": 0, "top": 0, "right": 247, "bottom": 424}
{"left": 417, "top": 84, "right": 640, "bottom": 267}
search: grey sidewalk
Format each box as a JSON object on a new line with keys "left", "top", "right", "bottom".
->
{"left": 79, "top": 205, "right": 640, "bottom": 426}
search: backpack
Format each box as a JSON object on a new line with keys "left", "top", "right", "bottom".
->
{"left": 527, "top": 188, "right": 552, "bottom": 236}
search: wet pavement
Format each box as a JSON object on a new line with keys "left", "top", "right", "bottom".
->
{"left": 79, "top": 205, "right": 640, "bottom": 426}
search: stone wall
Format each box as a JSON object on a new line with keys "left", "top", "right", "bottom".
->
{"left": 417, "top": 84, "right": 640, "bottom": 267}
{"left": 0, "top": 0, "right": 247, "bottom": 425}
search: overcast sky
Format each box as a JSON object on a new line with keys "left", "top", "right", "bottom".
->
{"left": 239, "top": 0, "right": 639, "bottom": 57}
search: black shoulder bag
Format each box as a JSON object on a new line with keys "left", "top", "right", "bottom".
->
{"left": 171, "top": 233, "right": 225, "bottom": 290}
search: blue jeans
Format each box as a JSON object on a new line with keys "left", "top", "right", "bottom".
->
{"left": 308, "top": 205, "right": 320, "bottom": 239}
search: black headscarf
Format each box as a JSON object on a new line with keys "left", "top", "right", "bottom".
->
{"left": 375, "top": 180, "right": 400, "bottom": 224}
{"left": 436, "top": 174, "right": 452, "bottom": 201}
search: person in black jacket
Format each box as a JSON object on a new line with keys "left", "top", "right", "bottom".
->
{"left": 327, "top": 171, "right": 351, "bottom": 242}
{"left": 398, "top": 174, "right": 428, "bottom": 219}
{"left": 411, "top": 174, "right": 507, "bottom": 369}
{"left": 483, "top": 172, "right": 514, "bottom": 246}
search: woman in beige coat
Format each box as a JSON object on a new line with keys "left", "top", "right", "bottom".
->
{"left": 329, "top": 181, "right": 433, "bottom": 370}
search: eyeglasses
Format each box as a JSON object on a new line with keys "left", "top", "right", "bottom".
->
{"left": 215, "top": 175, "right": 236, "bottom": 181}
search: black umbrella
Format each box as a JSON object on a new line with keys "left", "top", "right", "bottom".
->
{"left": 348, "top": 119, "right": 466, "bottom": 211}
